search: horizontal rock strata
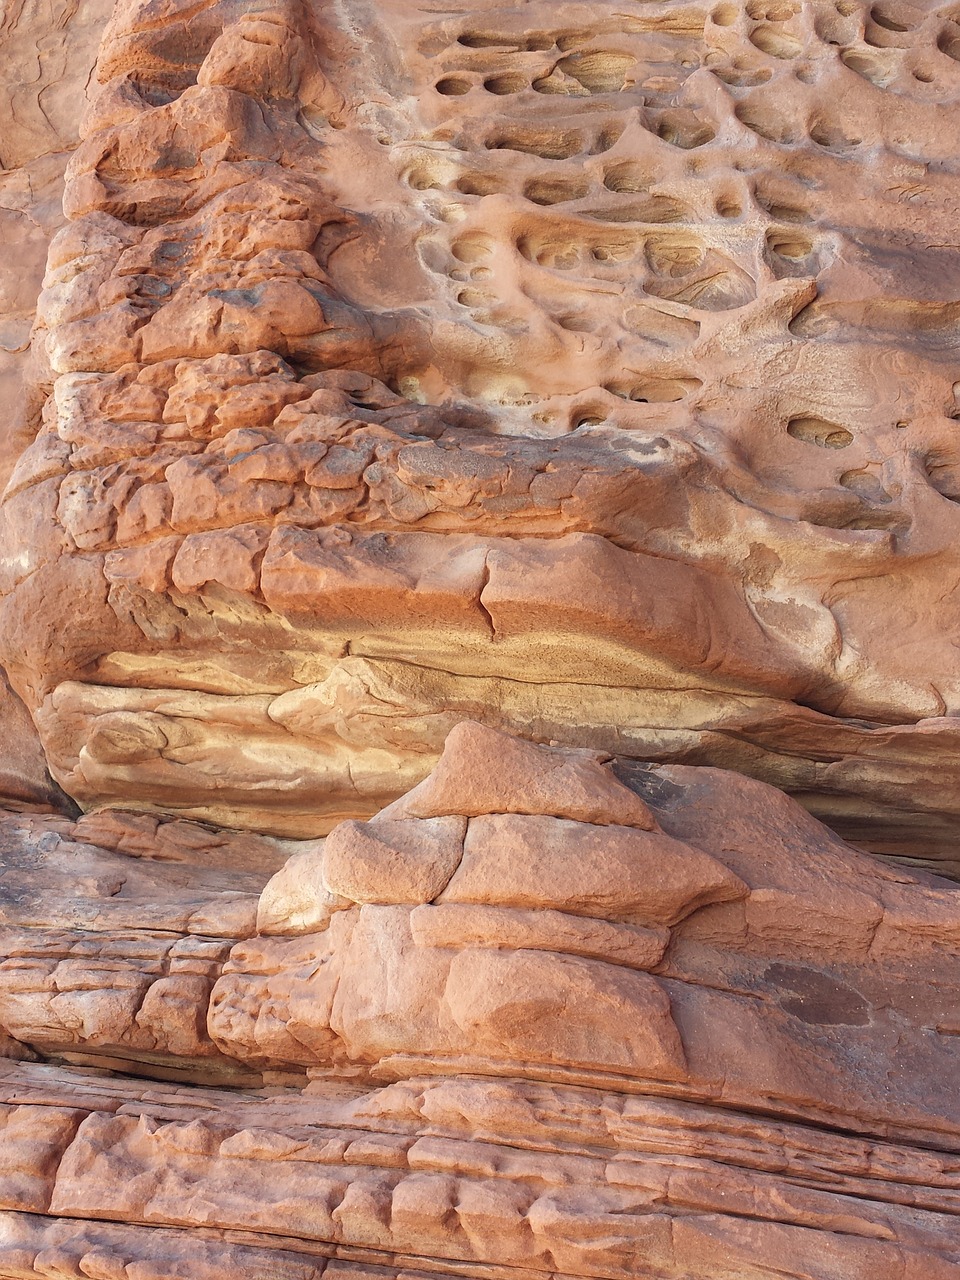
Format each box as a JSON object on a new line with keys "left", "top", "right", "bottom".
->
{"left": 0, "top": 724, "right": 957, "bottom": 1276}
{"left": 5, "top": 0, "right": 960, "bottom": 865}
{"left": 3, "top": 0, "right": 960, "bottom": 1274}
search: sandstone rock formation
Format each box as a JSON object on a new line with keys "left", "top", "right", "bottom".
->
{"left": 1, "top": 722, "right": 960, "bottom": 1277}
{"left": 0, "top": 0, "right": 113, "bottom": 813}
{"left": 5, "top": 0, "right": 960, "bottom": 865}
{"left": 3, "top": 0, "right": 960, "bottom": 1274}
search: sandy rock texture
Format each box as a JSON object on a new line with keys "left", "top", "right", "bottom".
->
{"left": 0, "top": 723, "right": 959, "bottom": 1277}
{"left": 0, "top": 0, "right": 112, "bottom": 812}
{"left": 4, "top": 0, "right": 960, "bottom": 864}
{"left": 2, "top": 0, "right": 960, "bottom": 1274}
{"left": 0, "top": 0, "right": 114, "bottom": 479}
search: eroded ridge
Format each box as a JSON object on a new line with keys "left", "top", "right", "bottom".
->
{"left": 0, "top": 724, "right": 959, "bottom": 1277}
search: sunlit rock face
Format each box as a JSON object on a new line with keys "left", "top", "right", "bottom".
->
{"left": 0, "top": 0, "right": 113, "bottom": 811}
{"left": 4, "top": 0, "right": 960, "bottom": 864}
{"left": 4, "top": 4, "right": 960, "bottom": 1276}
{"left": 1, "top": 723, "right": 960, "bottom": 1279}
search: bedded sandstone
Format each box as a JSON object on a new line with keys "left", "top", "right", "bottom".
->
{"left": 0, "top": 725, "right": 958, "bottom": 1276}
{"left": 3, "top": 0, "right": 960, "bottom": 1274}
{"left": 5, "top": 0, "right": 960, "bottom": 864}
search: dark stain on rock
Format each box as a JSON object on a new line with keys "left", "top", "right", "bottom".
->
{"left": 765, "top": 962, "right": 871, "bottom": 1026}
{"left": 613, "top": 760, "right": 687, "bottom": 811}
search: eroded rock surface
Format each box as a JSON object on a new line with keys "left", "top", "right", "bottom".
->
{"left": 3, "top": 0, "right": 960, "bottom": 1275}
{"left": 4, "top": 0, "right": 960, "bottom": 863}
{"left": 0, "top": 723, "right": 959, "bottom": 1277}
{"left": 0, "top": 0, "right": 112, "bottom": 812}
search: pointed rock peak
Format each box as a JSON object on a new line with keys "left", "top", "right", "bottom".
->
{"left": 378, "top": 720, "right": 658, "bottom": 830}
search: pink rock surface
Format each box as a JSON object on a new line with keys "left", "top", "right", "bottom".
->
{"left": 0, "top": 726, "right": 957, "bottom": 1275}
{"left": 3, "top": 0, "right": 960, "bottom": 864}
{"left": 2, "top": 0, "right": 960, "bottom": 1274}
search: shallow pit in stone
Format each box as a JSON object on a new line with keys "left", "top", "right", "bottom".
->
{"left": 787, "top": 416, "right": 853, "bottom": 447}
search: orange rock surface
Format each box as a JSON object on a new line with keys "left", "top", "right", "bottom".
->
{"left": 2, "top": 0, "right": 960, "bottom": 1274}
{"left": 1, "top": 724, "right": 960, "bottom": 1277}
{"left": 5, "top": 0, "right": 960, "bottom": 864}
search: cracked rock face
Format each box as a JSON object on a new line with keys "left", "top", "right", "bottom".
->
{"left": 2, "top": 0, "right": 960, "bottom": 1275}
{"left": 0, "top": 0, "right": 113, "bottom": 814}
{"left": 0, "top": 722, "right": 959, "bottom": 1279}
{"left": 3, "top": 0, "right": 960, "bottom": 863}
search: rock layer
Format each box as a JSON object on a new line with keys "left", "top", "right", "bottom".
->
{"left": 5, "top": 0, "right": 960, "bottom": 863}
{"left": 0, "top": 724, "right": 959, "bottom": 1276}
{"left": 3, "top": 0, "right": 960, "bottom": 1275}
